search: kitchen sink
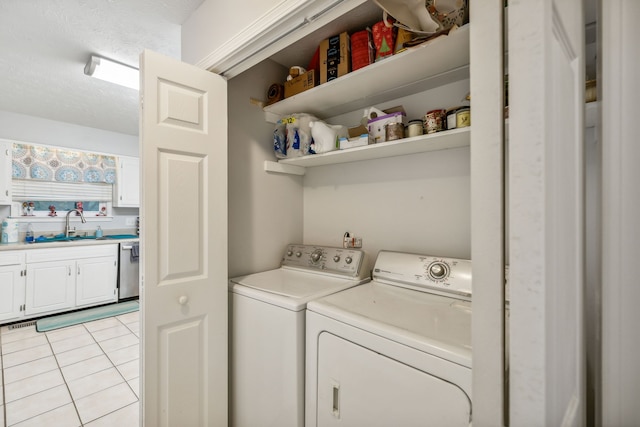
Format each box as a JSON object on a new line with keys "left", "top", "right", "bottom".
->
{"left": 33, "top": 234, "right": 138, "bottom": 243}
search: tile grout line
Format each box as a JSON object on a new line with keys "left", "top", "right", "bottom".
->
{"left": 2, "top": 314, "right": 140, "bottom": 427}
{"left": 94, "top": 316, "right": 140, "bottom": 399}
{"left": 45, "top": 324, "right": 85, "bottom": 427}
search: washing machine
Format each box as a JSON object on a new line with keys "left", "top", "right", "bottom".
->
{"left": 229, "top": 244, "right": 369, "bottom": 427}
{"left": 305, "top": 250, "right": 473, "bottom": 427}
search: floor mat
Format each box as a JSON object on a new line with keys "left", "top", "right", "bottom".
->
{"left": 36, "top": 300, "right": 139, "bottom": 332}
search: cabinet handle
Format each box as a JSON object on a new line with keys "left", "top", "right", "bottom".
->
{"left": 68, "top": 266, "right": 71, "bottom": 276}
{"left": 332, "top": 382, "right": 340, "bottom": 418}
{"left": 78, "top": 266, "right": 81, "bottom": 275}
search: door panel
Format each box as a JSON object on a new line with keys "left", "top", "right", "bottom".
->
{"left": 316, "top": 332, "right": 471, "bottom": 427}
{"left": 508, "top": 0, "right": 585, "bottom": 425}
{"left": 140, "top": 49, "right": 228, "bottom": 427}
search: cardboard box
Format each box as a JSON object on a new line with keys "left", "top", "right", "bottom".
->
{"left": 367, "top": 111, "right": 406, "bottom": 144}
{"left": 320, "top": 32, "right": 351, "bottom": 84}
{"left": 339, "top": 135, "right": 369, "bottom": 150}
{"left": 284, "top": 70, "right": 317, "bottom": 98}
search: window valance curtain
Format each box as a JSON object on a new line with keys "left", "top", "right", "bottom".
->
{"left": 11, "top": 143, "right": 117, "bottom": 184}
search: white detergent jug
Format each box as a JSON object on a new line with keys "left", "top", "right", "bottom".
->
{"left": 309, "top": 121, "right": 348, "bottom": 154}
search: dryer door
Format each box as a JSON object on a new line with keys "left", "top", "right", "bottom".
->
{"left": 316, "top": 333, "right": 471, "bottom": 426}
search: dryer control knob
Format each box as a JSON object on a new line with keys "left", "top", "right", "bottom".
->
{"left": 345, "top": 256, "right": 353, "bottom": 264}
{"left": 295, "top": 251, "right": 302, "bottom": 257}
{"left": 311, "top": 249, "right": 323, "bottom": 263}
{"left": 430, "top": 263, "right": 446, "bottom": 279}
{"left": 333, "top": 255, "right": 341, "bottom": 263}
{"left": 287, "top": 250, "right": 293, "bottom": 256}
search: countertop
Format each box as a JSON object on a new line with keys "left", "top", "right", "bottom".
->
{"left": 0, "top": 235, "right": 139, "bottom": 252}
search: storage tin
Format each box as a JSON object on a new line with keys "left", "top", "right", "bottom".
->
{"left": 385, "top": 122, "right": 405, "bottom": 141}
{"left": 456, "top": 107, "right": 471, "bottom": 128}
{"left": 407, "top": 120, "right": 423, "bottom": 138}
{"left": 446, "top": 108, "right": 458, "bottom": 130}
{"left": 424, "top": 109, "right": 446, "bottom": 134}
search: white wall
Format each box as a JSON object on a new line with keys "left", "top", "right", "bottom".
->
{"left": 181, "top": 0, "right": 281, "bottom": 66}
{"left": 303, "top": 147, "right": 470, "bottom": 270}
{"left": 0, "top": 110, "right": 138, "bottom": 157}
{"left": 303, "top": 80, "right": 472, "bottom": 270}
{"left": 227, "top": 60, "right": 303, "bottom": 277}
{"left": 0, "top": 109, "right": 139, "bottom": 233}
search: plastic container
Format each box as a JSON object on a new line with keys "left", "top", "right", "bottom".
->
{"left": 2, "top": 218, "right": 19, "bottom": 243}
{"left": 95, "top": 226, "right": 103, "bottom": 238}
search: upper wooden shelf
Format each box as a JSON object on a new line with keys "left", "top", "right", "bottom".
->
{"left": 263, "top": 24, "right": 470, "bottom": 123}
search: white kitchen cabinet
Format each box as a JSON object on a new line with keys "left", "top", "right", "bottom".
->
{"left": 0, "top": 139, "right": 12, "bottom": 204}
{"left": 25, "top": 259, "right": 75, "bottom": 316}
{"left": 113, "top": 156, "right": 140, "bottom": 207}
{"left": 16, "top": 243, "right": 120, "bottom": 319}
{"left": 76, "top": 255, "right": 118, "bottom": 307}
{"left": 0, "top": 251, "right": 26, "bottom": 323}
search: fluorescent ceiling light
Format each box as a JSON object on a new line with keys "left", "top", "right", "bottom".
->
{"left": 84, "top": 55, "right": 139, "bottom": 90}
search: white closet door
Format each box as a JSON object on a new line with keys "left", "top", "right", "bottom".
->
{"left": 140, "top": 49, "right": 228, "bottom": 427}
{"left": 508, "top": 0, "right": 585, "bottom": 426}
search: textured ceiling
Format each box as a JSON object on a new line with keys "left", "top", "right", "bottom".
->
{"left": 0, "top": 0, "right": 204, "bottom": 136}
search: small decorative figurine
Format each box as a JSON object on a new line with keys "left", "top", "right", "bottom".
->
{"left": 96, "top": 206, "right": 107, "bottom": 216}
{"left": 22, "top": 202, "right": 28, "bottom": 216}
{"left": 48, "top": 205, "right": 57, "bottom": 216}
{"left": 27, "top": 201, "right": 35, "bottom": 216}
{"left": 75, "top": 201, "right": 83, "bottom": 216}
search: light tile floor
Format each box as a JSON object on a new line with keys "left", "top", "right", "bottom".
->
{"left": 0, "top": 311, "right": 140, "bottom": 426}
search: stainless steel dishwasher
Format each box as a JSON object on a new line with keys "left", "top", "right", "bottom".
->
{"left": 118, "top": 240, "right": 139, "bottom": 300}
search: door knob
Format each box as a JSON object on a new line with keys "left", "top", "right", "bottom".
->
{"left": 178, "top": 296, "right": 188, "bottom": 305}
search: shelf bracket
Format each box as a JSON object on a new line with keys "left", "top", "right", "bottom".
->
{"left": 263, "top": 161, "right": 306, "bottom": 176}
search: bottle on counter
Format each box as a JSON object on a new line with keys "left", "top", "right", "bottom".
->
{"left": 25, "top": 223, "right": 34, "bottom": 243}
{"left": 95, "top": 226, "right": 103, "bottom": 238}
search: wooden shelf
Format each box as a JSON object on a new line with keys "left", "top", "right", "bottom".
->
{"left": 264, "top": 127, "right": 470, "bottom": 174}
{"left": 263, "top": 25, "right": 470, "bottom": 123}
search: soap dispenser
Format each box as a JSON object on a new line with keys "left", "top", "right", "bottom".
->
{"left": 95, "top": 226, "right": 103, "bottom": 238}
{"left": 25, "top": 223, "right": 34, "bottom": 243}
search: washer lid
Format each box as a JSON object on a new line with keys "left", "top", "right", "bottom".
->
{"left": 307, "top": 281, "right": 472, "bottom": 367}
{"left": 229, "top": 268, "right": 369, "bottom": 311}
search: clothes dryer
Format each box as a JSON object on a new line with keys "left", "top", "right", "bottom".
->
{"left": 229, "top": 244, "right": 369, "bottom": 427}
{"left": 306, "top": 250, "right": 473, "bottom": 427}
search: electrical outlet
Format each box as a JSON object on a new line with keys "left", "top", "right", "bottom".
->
{"left": 343, "top": 234, "right": 363, "bottom": 248}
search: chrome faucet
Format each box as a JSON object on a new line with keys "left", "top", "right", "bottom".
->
{"left": 65, "top": 209, "right": 86, "bottom": 237}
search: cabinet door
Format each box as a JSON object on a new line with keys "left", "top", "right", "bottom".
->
{"left": 0, "top": 264, "right": 25, "bottom": 323}
{"left": 25, "top": 260, "right": 75, "bottom": 315}
{"left": 113, "top": 156, "right": 140, "bottom": 207}
{"left": 76, "top": 255, "right": 118, "bottom": 307}
{"left": 0, "top": 140, "right": 12, "bottom": 204}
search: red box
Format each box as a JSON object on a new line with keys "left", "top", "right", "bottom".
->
{"left": 350, "top": 29, "right": 374, "bottom": 72}
{"left": 372, "top": 20, "right": 397, "bottom": 61}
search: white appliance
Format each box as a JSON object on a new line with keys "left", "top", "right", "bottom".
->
{"left": 305, "top": 250, "right": 473, "bottom": 427}
{"left": 229, "top": 244, "right": 369, "bottom": 427}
